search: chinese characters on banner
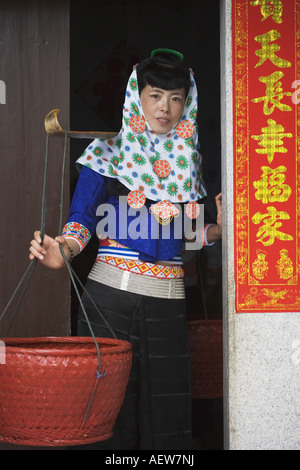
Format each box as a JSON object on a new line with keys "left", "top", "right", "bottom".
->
{"left": 232, "top": 0, "right": 300, "bottom": 311}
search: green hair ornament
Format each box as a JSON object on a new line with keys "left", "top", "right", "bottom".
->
{"left": 151, "top": 48, "right": 184, "bottom": 62}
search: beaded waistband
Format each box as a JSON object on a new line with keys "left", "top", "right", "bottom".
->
{"left": 88, "top": 261, "right": 186, "bottom": 299}
{"left": 96, "top": 256, "right": 184, "bottom": 279}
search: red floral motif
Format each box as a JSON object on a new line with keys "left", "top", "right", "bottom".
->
{"left": 150, "top": 200, "right": 180, "bottom": 220}
{"left": 175, "top": 120, "right": 194, "bottom": 139}
{"left": 127, "top": 189, "right": 146, "bottom": 209}
{"left": 129, "top": 115, "right": 147, "bottom": 133}
{"left": 153, "top": 160, "right": 171, "bottom": 179}
{"left": 186, "top": 201, "right": 200, "bottom": 219}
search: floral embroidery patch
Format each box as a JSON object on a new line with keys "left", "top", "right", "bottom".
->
{"left": 153, "top": 160, "right": 171, "bottom": 179}
{"left": 186, "top": 201, "right": 200, "bottom": 219}
{"left": 127, "top": 189, "right": 146, "bottom": 209}
{"left": 149, "top": 200, "right": 180, "bottom": 221}
{"left": 129, "top": 115, "right": 147, "bottom": 133}
{"left": 175, "top": 120, "right": 194, "bottom": 139}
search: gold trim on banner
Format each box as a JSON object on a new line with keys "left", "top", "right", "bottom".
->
{"left": 234, "top": 0, "right": 300, "bottom": 311}
{"left": 235, "top": 1, "right": 249, "bottom": 287}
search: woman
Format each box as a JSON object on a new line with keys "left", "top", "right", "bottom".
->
{"left": 30, "top": 48, "right": 222, "bottom": 450}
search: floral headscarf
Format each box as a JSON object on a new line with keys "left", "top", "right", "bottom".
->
{"left": 76, "top": 67, "right": 207, "bottom": 208}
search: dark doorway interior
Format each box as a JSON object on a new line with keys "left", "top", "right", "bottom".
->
{"left": 70, "top": 0, "right": 222, "bottom": 450}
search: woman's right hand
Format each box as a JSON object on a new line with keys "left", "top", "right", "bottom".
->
{"left": 29, "top": 231, "right": 70, "bottom": 270}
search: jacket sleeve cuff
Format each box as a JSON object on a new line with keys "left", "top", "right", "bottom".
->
{"left": 199, "top": 223, "right": 215, "bottom": 247}
{"left": 62, "top": 222, "right": 91, "bottom": 252}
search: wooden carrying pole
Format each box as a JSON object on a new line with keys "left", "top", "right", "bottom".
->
{"left": 44, "top": 109, "right": 117, "bottom": 139}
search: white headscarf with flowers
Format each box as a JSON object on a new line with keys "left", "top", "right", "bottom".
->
{"left": 76, "top": 67, "right": 206, "bottom": 211}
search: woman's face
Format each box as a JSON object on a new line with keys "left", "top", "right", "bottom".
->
{"left": 140, "top": 85, "right": 185, "bottom": 134}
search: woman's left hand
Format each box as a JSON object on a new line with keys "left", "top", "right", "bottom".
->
{"left": 205, "top": 193, "right": 222, "bottom": 244}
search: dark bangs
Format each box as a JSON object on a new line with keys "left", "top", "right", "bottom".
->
{"left": 137, "top": 55, "right": 191, "bottom": 97}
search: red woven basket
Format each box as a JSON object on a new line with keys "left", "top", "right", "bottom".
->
{"left": 0, "top": 336, "right": 132, "bottom": 447}
{"left": 188, "top": 319, "right": 223, "bottom": 399}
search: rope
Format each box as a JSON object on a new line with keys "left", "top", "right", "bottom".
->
{"left": 0, "top": 260, "right": 36, "bottom": 334}
{"left": 0, "top": 130, "right": 119, "bottom": 425}
{"left": 0, "top": 132, "right": 51, "bottom": 332}
{"left": 54, "top": 130, "right": 117, "bottom": 425}
{"left": 56, "top": 132, "right": 116, "bottom": 343}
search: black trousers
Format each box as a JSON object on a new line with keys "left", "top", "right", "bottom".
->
{"left": 76, "top": 278, "right": 192, "bottom": 450}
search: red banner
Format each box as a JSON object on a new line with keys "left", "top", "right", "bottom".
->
{"left": 233, "top": 0, "right": 300, "bottom": 312}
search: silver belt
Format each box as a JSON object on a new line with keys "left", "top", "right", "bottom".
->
{"left": 88, "top": 261, "right": 186, "bottom": 299}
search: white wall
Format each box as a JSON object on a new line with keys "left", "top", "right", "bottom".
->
{"left": 220, "top": 0, "right": 300, "bottom": 450}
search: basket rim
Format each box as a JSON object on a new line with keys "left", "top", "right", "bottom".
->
{"left": 0, "top": 336, "right": 132, "bottom": 356}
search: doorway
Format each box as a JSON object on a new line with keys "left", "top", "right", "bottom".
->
{"left": 70, "top": 0, "right": 222, "bottom": 450}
